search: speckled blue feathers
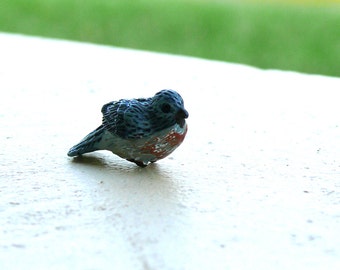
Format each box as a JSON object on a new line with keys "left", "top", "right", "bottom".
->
{"left": 101, "top": 89, "right": 187, "bottom": 139}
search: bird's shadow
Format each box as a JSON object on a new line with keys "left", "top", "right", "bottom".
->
{"left": 68, "top": 152, "right": 171, "bottom": 179}
{"left": 71, "top": 154, "right": 114, "bottom": 167}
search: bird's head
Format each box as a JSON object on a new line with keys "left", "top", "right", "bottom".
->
{"left": 151, "top": 89, "right": 189, "bottom": 129}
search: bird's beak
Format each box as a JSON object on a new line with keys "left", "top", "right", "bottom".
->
{"left": 177, "top": 108, "right": 189, "bottom": 119}
{"left": 176, "top": 108, "right": 189, "bottom": 127}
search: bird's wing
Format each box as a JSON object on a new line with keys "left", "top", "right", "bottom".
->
{"left": 101, "top": 98, "right": 151, "bottom": 139}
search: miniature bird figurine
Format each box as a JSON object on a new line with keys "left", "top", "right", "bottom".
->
{"left": 67, "top": 89, "right": 189, "bottom": 167}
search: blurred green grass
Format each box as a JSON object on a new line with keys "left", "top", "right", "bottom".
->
{"left": 1, "top": 0, "right": 340, "bottom": 77}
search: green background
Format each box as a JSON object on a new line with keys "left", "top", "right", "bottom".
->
{"left": 1, "top": 0, "right": 340, "bottom": 77}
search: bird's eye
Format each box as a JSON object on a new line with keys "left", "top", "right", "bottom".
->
{"left": 161, "top": 103, "right": 171, "bottom": 113}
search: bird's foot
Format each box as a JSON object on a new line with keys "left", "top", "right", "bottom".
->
{"left": 127, "top": 159, "right": 148, "bottom": 168}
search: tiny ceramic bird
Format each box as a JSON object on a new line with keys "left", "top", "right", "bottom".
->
{"left": 67, "top": 89, "right": 188, "bottom": 167}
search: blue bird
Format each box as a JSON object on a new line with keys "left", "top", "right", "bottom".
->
{"left": 67, "top": 89, "right": 189, "bottom": 167}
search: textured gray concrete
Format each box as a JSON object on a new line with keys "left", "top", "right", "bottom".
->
{"left": 1, "top": 33, "right": 340, "bottom": 269}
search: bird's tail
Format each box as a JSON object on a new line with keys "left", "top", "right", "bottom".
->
{"left": 67, "top": 125, "right": 105, "bottom": 157}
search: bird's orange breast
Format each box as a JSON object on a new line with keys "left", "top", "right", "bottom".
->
{"left": 140, "top": 124, "right": 188, "bottom": 160}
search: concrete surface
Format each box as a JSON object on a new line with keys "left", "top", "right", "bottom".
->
{"left": 1, "top": 32, "right": 340, "bottom": 270}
